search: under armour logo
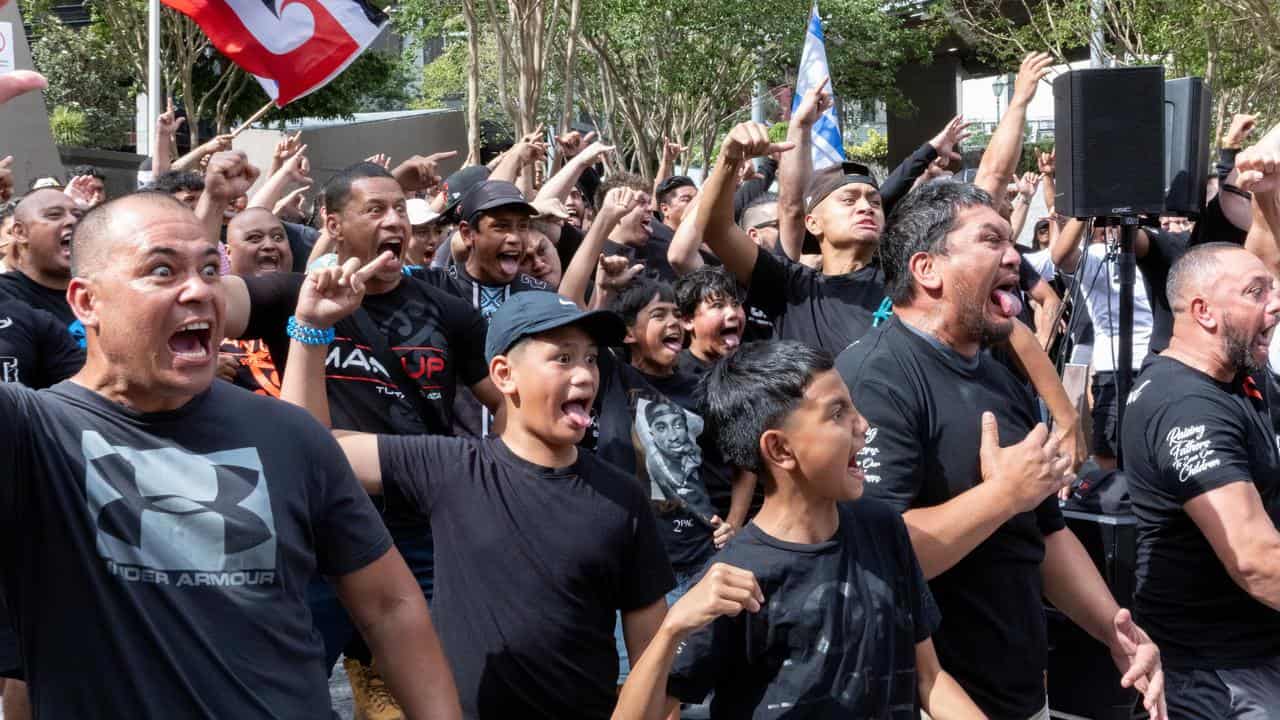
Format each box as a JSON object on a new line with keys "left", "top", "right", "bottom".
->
{"left": 0, "top": 317, "right": 11, "bottom": 330}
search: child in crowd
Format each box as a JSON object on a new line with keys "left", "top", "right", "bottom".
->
{"left": 674, "top": 265, "right": 746, "bottom": 377}
{"left": 611, "top": 340, "right": 985, "bottom": 719}
{"left": 282, "top": 270, "right": 675, "bottom": 720}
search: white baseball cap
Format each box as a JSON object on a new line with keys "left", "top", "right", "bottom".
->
{"left": 407, "top": 198, "right": 441, "bottom": 227}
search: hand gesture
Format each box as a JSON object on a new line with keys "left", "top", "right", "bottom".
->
{"left": 929, "top": 115, "right": 973, "bottom": 157}
{"left": 978, "top": 411, "right": 1073, "bottom": 513}
{"left": 64, "top": 175, "right": 100, "bottom": 209}
{"left": 1236, "top": 127, "right": 1280, "bottom": 193}
{"left": 1016, "top": 171, "right": 1041, "bottom": 198}
{"left": 1110, "top": 608, "right": 1166, "bottom": 720}
{"left": 295, "top": 252, "right": 397, "bottom": 328}
{"left": 200, "top": 134, "right": 234, "bottom": 156}
{"left": 0, "top": 69, "right": 46, "bottom": 106}
{"left": 1221, "top": 113, "right": 1257, "bottom": 150}
{"left": 721, "top": 122, "right": 795, "bottom": 163}
{"left": 0, "top": 156, "right": 13, "bottom": 204}
{"left": 1012, "top": 52, "right": 1054, "bottom": 106}
{"left": 662, "top": 563, "right": 763, "bottom": 639}
{"left": 596, "top": 254, "right": 645, "bottom": 291}
{"left": 737, "top": 160, "right": 764, "bottom": 184}
{"left": 598, "top": 185, "right": 645, "bottom": 225}
{"left": 710, "top": 516, "right": 735, "bottom": 550}
{"left": 365, "top": 153, "right": 392, "bottom": 170}
{"left": 270, "top": 131, "right": 303, "bottom": 177}
{"left": 1037, "top": 148, "right": 1056, "bottom": 177}
{"left": 274, "top": 184, "right": 311, "bottom": 218}
{"left": 662, "top": 137, "right": 688, "bottom": 162}
{"left": 791, "top": 76, "right": 833, "bottom": 130}
{"left": 392, "top": 150, "right": 458, "bottom": 194}
{"left": 576, "top": 141, "right": 615, "bottom": 168}
{"left": 281, "top": 146, "right": 312, "bottom": 186}
{"left": 515, "top": 125, "right": 549, "bottom": 165}
{"left": 157, "top": 97, "right": 185, "bottom": 138}
{"left": 556, "top": 130, "right": 597, "bottom": 159}
{"left": 204, "top": 151, "right": 261, "bottom": 205}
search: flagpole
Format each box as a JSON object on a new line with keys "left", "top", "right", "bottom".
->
{"left": 147, "top": 0, "right": 161, "bottom": 147}
{"left": 231, "top": 100, "right": 276, "bottom": 139}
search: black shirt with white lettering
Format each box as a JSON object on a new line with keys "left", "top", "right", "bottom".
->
{"left": 378, "top": 435, "right": 675, "bottom": 719}
{"left": 1121, "top": 356, "right": 1280, "bottom": 669}
{"left": 0, "top": 300, "right": 84, "bottom": 388}
{"left": 836, "top": 316, "right": 1066, "bottom": 718}
{"left": 0, "top": 271, "right": 83, "bottom": 347}
{"left": 746, "top": 250, "right": 887, "bottom": 355}
{"left": 667, "top": 500, "right": 940, "bottom": 718}
{"left": 0, "top": 381, "right": 391, "bottom": 718}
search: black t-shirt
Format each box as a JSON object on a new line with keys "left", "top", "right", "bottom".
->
{"left": 0, "top": 381, "right": 392, "bottom": 718}
{"left": 746, "top": 250, "right": 887, "bottom": 355}
{"left": 0, "top": 271, "right": 83, "bottom": 347}
{"left": 377, "top": 435, "right": 675, "bottom": 719}
{"left": 667, "top": 500, "right": 940, "bottom": 718}
{"left": 0, "top": 300, "right": 84, "bottom": 388}
{"left": 836, "top": 317, "right": 1067, "bottom": 718}
{"left": 1121, "top": 356, "right": 1280, "bottom": 669}
{"left": 243, "top": 272, "right": 489, "bottom": 437}
{"left": 412, "top": 263, "right": 551, "bottom": 319}
{"left": 281, "top": 221, "right": 319, "bottom": 273}
{"left": 591, "top": 352, "right": 718, "bottom": 574}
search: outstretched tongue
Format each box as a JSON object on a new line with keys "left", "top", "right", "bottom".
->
{"left": 991, "top": 288, "right": 1023, "bottom": 318}
{"left": 562, "top": 401, "right": 591, "bottom": 430}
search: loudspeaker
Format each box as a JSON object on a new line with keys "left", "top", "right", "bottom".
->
{"left": 1046, "top": 510, "right": 1140, "bottom": 718}
{"left": 1164, "top": 77, "right": 1212, "bottom": 216}
{"left": 1053, "top": 67, "right": 1166, "bottom": 218}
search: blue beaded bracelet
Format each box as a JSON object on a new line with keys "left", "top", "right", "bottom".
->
{"left": 287, "top": 316, "right": 335, "bottom": 345}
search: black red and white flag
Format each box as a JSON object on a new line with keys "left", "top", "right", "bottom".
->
{"left": 161, "top": 0, "right": 387, "bottom": 106}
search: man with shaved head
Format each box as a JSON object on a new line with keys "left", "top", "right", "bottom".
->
{"left": 1123, "top": 242, "right": 1280, "bottom": 718}
{"left": 226, "top": 206, "right": 292, "bottom": 277}
{"left": 0, "top": 189, "right": 83, "bottom": 343}
{"left": 0, "top": 190, "right": 462, "bottom": 719}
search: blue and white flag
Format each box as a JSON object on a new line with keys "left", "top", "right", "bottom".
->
{"left": 791, "top": 3, "right": 844, "bottom": 170}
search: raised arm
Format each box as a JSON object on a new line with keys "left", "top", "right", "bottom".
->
{"left": 667, "top": 193, "right": 705, "bottom": 275}
{"left": 194, "top": 151, "right": 259, "bottom": 249}
{"left": 778, "top": 79, "right": 830, "bottom": 261}
{"left": 1008, "top": 172, "right": 1040, "bottom": 239}
{"left": 558, "top": 187, "right": 640, "bottom": 308}
{"left": 491, "top": 127, "right": 546, "bottom": 186}
{"left": 881, "top": 116, "right": 970, "bottom": 212}
{"left": 695, "top": 123, "right": 794, "bottom": 285}
{"left": 975, "top": 52, "right": 1053, "bottom": 199}
{"left": 1238, "top": 121, "right": 1280, "bottom": 274}
{"left": 152, "top": 98, "right": 184, "bottom": 178}
{"left": 248, "top": 145, "right": 312, "bottom": 211}
{"left": 279, "top": 254, "right": 397, "bottom": 493}
{"left": 651, "top": 137, "right": 685, "bottom": 199}
{"left": 1038, "top": 149, "right": 1056, "bottom": 214}
{"left": 536, "top": 141, "right": 614, "bottom": 204}
{"left": 1005, "top": 320, "right": 1085, "bottom": 470}
{"left": 392, "top": 152, "right": 457, "bottom": 198}
{"left": 1049, "top": 217, "right": 1087, "bottom": 273}
{"left": 172, "top": 134, "right": 233, "bottom": 172}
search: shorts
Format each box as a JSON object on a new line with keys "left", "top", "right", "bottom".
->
{"left": 1166, "top": 658, "right": 1280, "bottom": 719}
{"left": 1091, "top": 372, "right": 1120, "bottom": 457}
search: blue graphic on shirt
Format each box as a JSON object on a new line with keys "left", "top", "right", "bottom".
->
{"left": 69, "top": 320, "right": 87, "bottom": 349}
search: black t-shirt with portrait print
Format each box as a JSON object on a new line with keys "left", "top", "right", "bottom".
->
{"left": 591, "top": 350, "right": 718, "bottom": 575}
{"left": 667, "top": 500, "right": 941, "bottom": 718}
{"left": 836, "top": 316, "right": 1067, "bottom": 719}
{"left": 0, "top": 271, "right": 84, "bottom": 347}
{"left": 241, "top": 272, "right": 489, "bottom": 526}
{"left": 0, "top": 300, "right": 85, "bottom": 389}
{"left": 377, "top": 434, "right": 675, "bottom": 720}
{"left": 0, "top": 380, "right": 392, "bottom": 719}
{"left": 1121, "top": 355, "right": 1280, "bottom": 669}
{"left": 746, "top": 249, "right": 888, "bottom": 355}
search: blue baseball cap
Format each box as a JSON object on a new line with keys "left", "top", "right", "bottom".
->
{"left": 484, "top": 292, "right": 626, "bottom": 362}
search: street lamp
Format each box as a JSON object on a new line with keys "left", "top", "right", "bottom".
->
{"left": 992, "top": 74, "right": 1010, "bottom": 127}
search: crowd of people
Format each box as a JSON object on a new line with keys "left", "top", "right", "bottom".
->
{"left": 3, "top": 29, "right": 1280, "bottom": 720}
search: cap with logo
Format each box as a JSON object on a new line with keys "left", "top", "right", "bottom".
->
{"left": 484, "top": 292, "right": 625, "bottom": 362}
{"left": 460, "top": 180, "right": 538, "bottom": 225}
{"left": 441, "top": 165, "right": 492, "bottom": 218}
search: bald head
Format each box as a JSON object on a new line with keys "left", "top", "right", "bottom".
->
{"left": 14, "top": 188, "right": 74, "bottom": 224}
{"left": 1166, "top": 243, "right": 1247, "bottom": 314}
{"left": 72, "top": 192, "right": 199, "bottom": 278}
{"left": 227, "top": 206, "right": 281, "bottom": 240}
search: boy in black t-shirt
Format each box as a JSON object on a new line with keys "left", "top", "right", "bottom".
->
{"left": 612, "top": 340, "right": 984, "bottom": 719}
{"left": 673, "top": 266, "right": 745, "bottom": 376}
{"left": 282, "top": 277, "right": 675, "bottom": 720}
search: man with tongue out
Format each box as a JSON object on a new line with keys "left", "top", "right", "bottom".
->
{"left": 837, "top": 180, "right": 1166, "bottom": 720}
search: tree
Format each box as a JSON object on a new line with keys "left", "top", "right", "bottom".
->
{"left": 29, "top": 17, "right": 137, "bottom": 148}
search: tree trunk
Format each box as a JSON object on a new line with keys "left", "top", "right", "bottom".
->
{"left": 462, "top": 0, "right": 483, "bottom": 164}
{"left": 560, "top": 0, "right": 581, "bottom": 132}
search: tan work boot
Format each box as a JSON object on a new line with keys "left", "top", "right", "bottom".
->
{"left": 344, "top": 656, "right": 404, "bottom": 720}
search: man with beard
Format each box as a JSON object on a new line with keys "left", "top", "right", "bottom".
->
{"left": 0, "top": 190, "right": 461, "bottom": 719}
{"left": 0, "top": 189, "right": 84, "bottom": 344}
{"left": 1122, "top": 243, "right": 1280, "bottom": 718}
{"left": 836, "top": 180, "right": 1167, "bottom": 720}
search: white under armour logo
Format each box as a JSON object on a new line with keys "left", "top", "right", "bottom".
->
{"left": 0, "top": 317, "right": 12, "bottom": 330}
{"left": 559, "top": 298, "right": 577, "bottom": 308}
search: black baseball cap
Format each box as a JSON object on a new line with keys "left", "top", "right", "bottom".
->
{"left": 441, "top": 165, "right": 492, "bottom": 217}
{"left": 460, "top": 180, "right": 537, "bottom": 225}
{"left": 485, "top": 292, "right": 626, "bottom": 362}
{"left": 804, "top": 169, "right": 880, "bottom": 214}
{"left": 655, "top": 175, "right": 696, "bottom": 199}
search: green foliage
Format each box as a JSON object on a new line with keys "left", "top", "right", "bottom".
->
{"left": 768, "top": 122, "right": 790, "bottom": 144}
{"left": 49, "top": 106, "right": 90, "bottom": 146}
{"left": 30, "top": 18, "right": 137, "bottom": 149}
{"left": 413, "top": 39, "right": 506, "bottom": 126}
{"left": 846, "top": 128, "right": 888, "bottom": 163}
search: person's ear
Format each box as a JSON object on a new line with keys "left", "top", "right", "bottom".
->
{"left": 760, "top": 427, "right": 797, "bottom": 472}
{"left": 623, "top": 323, "right": 638, "bottom": 345}
{"left": 680, "top": 316, "right": 695, "bottom": 335}
{"left": 1190, "top": 296, "right": 1217, "bottom": 331}
{"left": 66, "top": 277, "right": 99, "bottom": 330}
{"left": 458, "top": 220, "right": 477, "bottom": 250}
{"left": 908, "top": 251, "right": 943, "bottom": 293}
{"left": 489, "top": 354, "right": 518, "bottom": 398}
{"left": 324, "top": 209, "right": 341, "bottom": 246}
{"left": 803, "top": 212, "right": 822, "bottom": 237}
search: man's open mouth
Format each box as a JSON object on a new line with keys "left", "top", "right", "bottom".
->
{"left": 990, "top": 278, "right": 1022, "bottom": 319}
{"left": 168, "top": 320, "right": 213, "bottom": 361}
{"left": 661, "top": 328, "right": 683, "bottom": 354}
{"left": 718, "top": 324, "right": 742, "bottom": 349}
{"left": 561, "top": 394, "right": 592, "bottom": 430}
{"left": 376, "top": 237, "right": 403, "bottom": 258}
